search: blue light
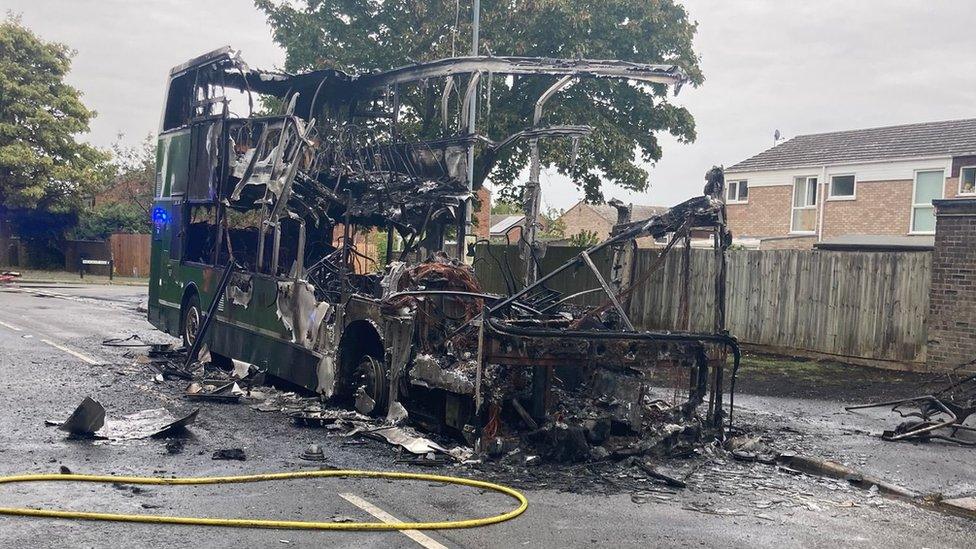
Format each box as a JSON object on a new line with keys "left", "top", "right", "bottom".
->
{"left": 152, "top": 207, "right": 169, "bottom": 224}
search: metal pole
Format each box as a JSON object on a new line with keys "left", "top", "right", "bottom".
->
{"left": 580, "top": 251, "right": 634, "bottom": 330}
{"left": 521, "top": 75, "right": 574, "bottom": 286}
{"left": 712, "top": 224, "right": 728, "bottom": 433}
{"left": 457, "top": 0, "right": 480, "bottom": 260}
{"left": 471, "top": 0, "right": 480, "bottom": 58}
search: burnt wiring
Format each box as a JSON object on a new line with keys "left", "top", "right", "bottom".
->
{"left": 470, "top": 238, "right": 518, "bottom": 295}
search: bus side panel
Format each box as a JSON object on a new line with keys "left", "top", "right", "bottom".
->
{"left": 211, "top": 317, "right": 320, "bottom": 391}
{"left": 147, "top": 130, "right": 191, "bottom": 336}
{"left": 212, "top": 272, "right": 321, "bottom": 391}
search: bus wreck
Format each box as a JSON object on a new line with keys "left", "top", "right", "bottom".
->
{"left": 148, "top": 47, "right": 740, "bottom": 460}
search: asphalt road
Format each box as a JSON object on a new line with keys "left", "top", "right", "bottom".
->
{"left": 0, "top": 283, "right": 972, "bottom": 548}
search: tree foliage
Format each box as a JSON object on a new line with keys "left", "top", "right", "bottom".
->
{"left": 541, "top": 207, "right": 566, "bottom": 240}
{"left": 491, "top": 199, "right": 521, "bottom": 215}
{"left": 255, "top": 0, "right": 702, "bottom": 203}
{"left": 73, "top": 134, "right": 156, "bottom": 239}
{"left": 0, "top": 15, "right": 110, "bottom": 215}
{"left": 567, "top": 228, "right": 599, "bottom": 248}
{"left": 108, "top": 133, "right": 156, "bottom": 214}
{"left": 73, "top": 201, "right": 148, "bottom": 240}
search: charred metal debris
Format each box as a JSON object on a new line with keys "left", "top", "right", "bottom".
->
{"left": 846, "top": 360, "right": 976, "bottom": 447}
{"left": 166, "top": 46, "right": 740, "bottom": 464}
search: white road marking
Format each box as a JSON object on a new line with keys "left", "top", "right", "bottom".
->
{"left": 339, "top": 493, "right": 448, "bottom": 549}
{"left": 0, "top": 320, "right": 23, "bottom": 331}
{"left": 40, "top": 339, "right": 103, "bottom": 365}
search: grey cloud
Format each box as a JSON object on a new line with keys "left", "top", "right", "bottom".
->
{"left": 4, "top": 0, "right": 974, "bottom": 210}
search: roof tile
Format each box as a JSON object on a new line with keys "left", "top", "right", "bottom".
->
{"left": 728, "top": 118, "right": 976, "bottom": 172}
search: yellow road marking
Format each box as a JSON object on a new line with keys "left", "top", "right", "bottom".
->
{"left": 39, "top": 339, "right": 103, "bottom": 365}
{"left": 339, "top": 493, "right": 449, "bottom": 549}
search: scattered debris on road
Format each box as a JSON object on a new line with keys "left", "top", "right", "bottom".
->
{"left": 185, "top": 381, "right": 245, "bottom": 403}
{"left": 846, "top": 361, "right": 976, "bottom": 447}
{"left": 49, "top": 397, "right": 198, "bottom": 440}
{"left": 300, "top": 444, "right": 326, "bottom": 462}
{"left": 57, "top": 396, "right": 106, "bottom": 436}
{"left": 213, "top": 448, "right": 247, "bottom": 461}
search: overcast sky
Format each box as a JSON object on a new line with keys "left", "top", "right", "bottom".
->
{"left": 5, "top": 0, "right": 976, "bottom": 211}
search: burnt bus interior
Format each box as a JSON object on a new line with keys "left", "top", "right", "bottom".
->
{"left": 156, "top": 47, "right": 741, "bottom": 454}
{"left": 164, "top": 51, "right": 481, "bottom": 295}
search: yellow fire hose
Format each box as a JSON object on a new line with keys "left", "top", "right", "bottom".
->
{"left": 0, "top": 470, "right": 528, "bottom": 531}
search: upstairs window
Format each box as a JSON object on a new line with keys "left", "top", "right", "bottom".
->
{"left": 726, "top": 180, "right": 748, "bottom": 203}
{"left": 791, "top": 176, "right": 819, "bottom": 233}
{"left": 911, "top": 169, "right": 944, "bottom": 233}
{"left": 829, "top": 174, "right": 856, "bottom": 199}
{"left": 960, "top": 166, "right": 976, "bottom": 195}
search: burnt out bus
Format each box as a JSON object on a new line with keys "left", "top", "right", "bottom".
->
{"left": 148, "top": 46, "right": 738, "bottom": 439}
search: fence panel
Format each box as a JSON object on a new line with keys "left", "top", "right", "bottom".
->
{"left": 476, "top": 244, "right": 932, "bottom": 364}
{"left": 110, "top": 233, "right": 151, "bottom": 278}
{"left": 474, "top": 243, "right": 613, "bottom": 307}
{"left": 632, "top": 248, "right": 931, "bottom": 363}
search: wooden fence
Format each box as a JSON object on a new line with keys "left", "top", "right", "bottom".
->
{"left": 474, "top": 243, "right": 614, "bottom": 307}
{"left": 475, "top": 245, "right": 933, "bottom": 366}
{"left": 109, "top": 233, "right": 151, "bottom": 278}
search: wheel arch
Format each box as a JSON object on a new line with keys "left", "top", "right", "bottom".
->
{"left": 337, "top": 319, "right": 386, "bottom": 394}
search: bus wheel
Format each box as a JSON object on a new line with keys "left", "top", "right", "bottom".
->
{"left": 181, "top": 294, "right": 202, "bottom": 349}
{"left": 354, "top": 354, "right": 388, "bottom": 415}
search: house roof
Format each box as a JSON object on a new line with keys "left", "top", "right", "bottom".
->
{"left": 727, "top": 118, "right": 976, "bottom": 173}
{"left": 489, "top": 214, "right": 525, "bottom": 235}
{"left": 571, "top": 202, "right": 669, "bottom": 224}
{"left": 813, "top": 234, "right": 935, "bottom": 252}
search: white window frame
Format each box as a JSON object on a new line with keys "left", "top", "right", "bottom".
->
{"left": 909, "top": 169, "right": 944, "bottom": 235}
{"left": 828, "top": 173, "right": 857, "bottom": 200}
{"left": 790, "top": 175, "right": 819, "bottom": 234}
{"left": 959, "top": 165, "right": 976, "bottom": 196}
{"left": 726, "top": 180, "right": 748, "bottom": 203}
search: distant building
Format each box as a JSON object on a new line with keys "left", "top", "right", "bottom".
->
{"left": 557, "top": 200, "right": 668, "bottom": 245}
{"left": 488, "top": 213, "right": 547, "bottom": 243}
{"left": 724, "top": 118, "right": 976, "bottom": 249}
{"left": 473, "top": 187, "right": 491, "bottom": 240}
{"left": 489, "top": 214, "right": 526, "bottom": 241}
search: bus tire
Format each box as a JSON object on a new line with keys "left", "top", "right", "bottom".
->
{"left": 338, "top": 322, "right": 387, "bottom": 415}
{"left": 354, "top": 353, "right": 388, "bottom": 415}
{"left": 181, "top": 293, "right": 202, "bottom": 349}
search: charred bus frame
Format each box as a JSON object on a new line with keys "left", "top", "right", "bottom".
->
{"left": 147, "top": 46, "right": 738, "bottom": 441}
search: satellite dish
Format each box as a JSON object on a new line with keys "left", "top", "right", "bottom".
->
{"left": 774, "top": 129, "right": 781, "bottom": 141}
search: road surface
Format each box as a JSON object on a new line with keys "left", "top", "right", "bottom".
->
{"left": 0, "top": 283, "right": 971, "bottom": 548}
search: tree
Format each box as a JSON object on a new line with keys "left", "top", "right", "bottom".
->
{"left": 73, "top": 201, "right": 148, "bottom": 240}
{"left": 255, "top": 0, "right": 702, "bottom": 203}
{"left": 108, "top": 133, "right": 156, "bottom": 215}
{"left": 491, "top": 199, "right": 521, "bottom": 215}
{"left": 73, "top": 133, "right": 156, "bottom": 240}
{"left": 567, "top": 229, "right": 599, "bottom": 248}
{"left": 0, "top": 15, "right": 110, "bottom": 215}
{"left": 541, "top": 207, "right": 566, "bottom": 240}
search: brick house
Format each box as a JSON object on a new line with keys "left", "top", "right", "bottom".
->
{"left": 488, "top": 213, "right": 547, "bottom": 242}
{"left": 723, "top": 118, "right": 976, "bottom": 249}
{"left": 489, "top": 214, "right": 526, "bottom": 241}
{"left": 558, "top": 200, "right": 667, "bottom": 244}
